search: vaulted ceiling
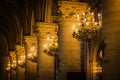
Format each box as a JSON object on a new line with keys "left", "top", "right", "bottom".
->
{"left": 0, "top": 0, "right": 36, "bottom": 56}
{"left": 0, "top": 0, "right": 101, "bottom": 56}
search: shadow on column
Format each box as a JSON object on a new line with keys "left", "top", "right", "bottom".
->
{"left": 67, "top": 72, "right": 86, "bottom": 80}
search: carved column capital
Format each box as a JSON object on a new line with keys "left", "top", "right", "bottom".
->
{"left": 15, "top": 45, "right": 25, "bottom": 59}
{"left": 53, "top": 1, "right": 87, "bottom": 22}
{"left": 15, "top": 45, "right": 25, "bottom": 67}
{"left": 24, "top": 36, "right": 37, "bottom": 46}
{"left": 15, "top": 45, "right": 25, "bottom": 54}
{"left": 23, "top": 36, "right": 37, "bottom": 62}
{"left": 9, "top": 51, "right": 16, "bottom": 59}
{"left": 35, "top": 22, "right": 58, "bottom": 38}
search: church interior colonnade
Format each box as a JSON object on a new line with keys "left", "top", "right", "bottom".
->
{"left": 2, "top": 0, "right": 120, "bottom": 80}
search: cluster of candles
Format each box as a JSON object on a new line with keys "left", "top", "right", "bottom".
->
{"left": 72, "top": 10, "right": 102, "bottom": 41}
{"left": 6, "top": 45, "right": 37, "bottom": 71}
{"left": 43, "top": 35, "right": 58, "bottom": 56}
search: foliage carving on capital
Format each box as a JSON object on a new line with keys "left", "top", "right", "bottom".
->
{"left": 52, "top": 1, "right": 87, "bottom": 22}
{"left": 9, "top": 51, "right": 16, "bottom": 58}
{"left": 24, "top": 36, "right": 37, "bottom": 46}
{"left": 15, "top": 45, "right": 25, "bottom": 56}
{"left": 9, "top": 51, "right": 16, "bottom": 54}
{"left": 35, "top": 22, "right": 58, "bottom": 38}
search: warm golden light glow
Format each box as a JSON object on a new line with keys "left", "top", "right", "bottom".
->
{"left": 94, "top": 65, "right": 102, "bottom": 74}
{"left": 27, "top": 45, "right": 37, "bottom": 63}
{"left": 5, "top": 60, "right": 10, "bottom": 71}
{"left": 72, "top": 24, "right": 76, "bottom": 30}
{"left": 18, "top": 55, "right": 25, "bottom": 66}
{"left": 43, "top": 35, "right": 58, "bottom": 56}
{"left": 44, "top": 44, "right": 48, "bottom": 48}
{"left": 72, "top": 7, "right": 102, "bottom": 41}
{"left": 7, "top": 52, "right": 17, "bottom": 69}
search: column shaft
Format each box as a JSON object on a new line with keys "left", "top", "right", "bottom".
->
{"left": 15, "top": 45, "right": 25, "bottom": 80}
{"left": 58, "top": 22, "right": 81, "bottom": 80}
{"left": 55, "top": 1, "right": 87, "bottom": 80}
{"left": 24, "top": 36, "right": 37, "bottom": 80}
{"left": 36, "top": 22, "right": 58, "bottom": 80}
{"left": 102, "top": 0, "right": 120, "bottom": 80}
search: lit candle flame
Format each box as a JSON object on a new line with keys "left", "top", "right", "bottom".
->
{"left": 72, "top": 24, "right": 76, "bottom": 30}
{"left": 44, "top": 44, "right": 48, "bottom": 48}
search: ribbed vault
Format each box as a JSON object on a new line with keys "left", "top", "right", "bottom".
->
{"left": 0, "top": 0, "right": 35, "bottom": 56}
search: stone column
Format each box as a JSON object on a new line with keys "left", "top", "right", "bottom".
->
{"left": 56, "top": 1, "right": 87, "bottom": 80}
{"left": 36, "top": 22, "right": 58, "bottom": 80}
{"left": 45, "top": 0, "right": 53, "bottom": 23}
{"left": 58, "top": 22, "right": 81, "bottom": 80}
{"left": 102, "top": 0, "right": 120, "bottom": 80}
{"left": 0, "top": 57, "right": 9, "bottom": 80}
{"left": 9, "top": 51, "right": 16, "bottom": 80}
{"left": 24, "top": 36, "right": 37, "bottom": 80}
{"left": 15, "top": 45, "right": 25, "bottom": 80}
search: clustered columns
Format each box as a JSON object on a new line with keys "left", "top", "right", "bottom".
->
{"left": 35, "top": 22, "right": 58, "bottom": 80}
{"left": 24, "top": 36, "right": 37, "bottom": 80}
